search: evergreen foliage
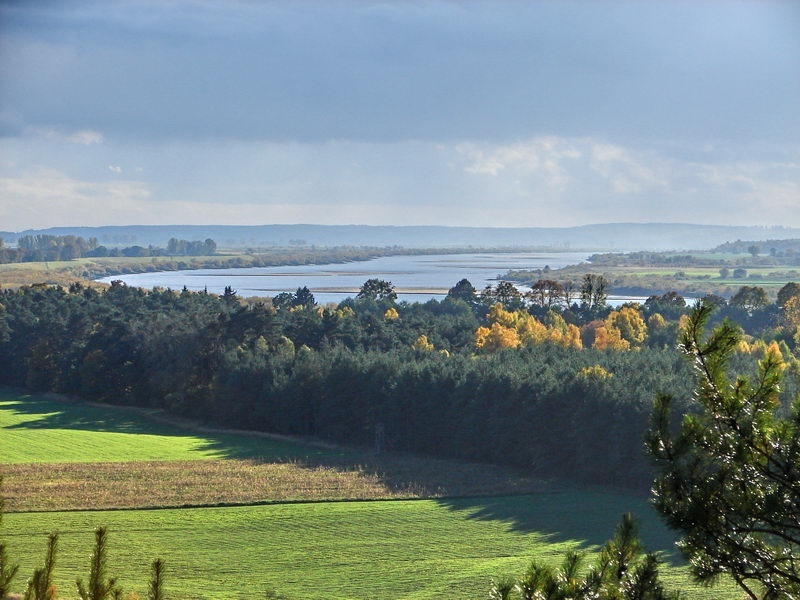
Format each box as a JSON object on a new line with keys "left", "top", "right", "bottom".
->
{"left": 356, "top": 278, "right": 397, "bottom": 301}
{"left": 491, "top": 514, "right": 680, "bottom": 600}
{"left": 1, "top": 281, "right": 796, "bottom": 489}
{"left": 24, "top": 534, "right": 58, "bottom": 600}
{"left": 76, "top": 528, "right": 119, "bottom": 600}
{"left": 2, "top": 422, "right": 169, "bottom": 600}
{"left": 148, "top": 559, "right": 165, "bottom": 600}
{"left": 648, "top": 301, "right": 800, "bottom": 599}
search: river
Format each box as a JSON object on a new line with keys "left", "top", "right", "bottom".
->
{"left": 97, "top": 251, "right": 651, "bottom": 305}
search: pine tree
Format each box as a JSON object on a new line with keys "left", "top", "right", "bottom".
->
{"left": 23, "top": 533, "right": 58, "bottom": 600}
{"left": 648, "top": 300, "right": 800, "bottom": 599}
{"left": 148, "top": 558, "right": 165, "bottom": 600}
{"left": 77, "top": 527, "right": 119, "bottom": 600}
{"left": 492, "top": 514, "right": 680, "bottom": 599}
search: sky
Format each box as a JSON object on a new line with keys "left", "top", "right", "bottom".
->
{"left": 1, "top": 0, "right": 799, "bottom": 231}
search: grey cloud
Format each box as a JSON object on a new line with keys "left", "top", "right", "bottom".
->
{"left": 1, "top": 1, "right": 798, "bottom": 144}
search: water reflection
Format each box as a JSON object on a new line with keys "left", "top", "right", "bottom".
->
{"left": 97, "top": 252, "right": 663, "bottom": 306}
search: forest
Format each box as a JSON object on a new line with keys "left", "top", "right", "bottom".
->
{"left": 2, "top": 275, "right": 798, "bottom": 490}
{"left": 0, "top": 236, "right": 218, "bottom": 264}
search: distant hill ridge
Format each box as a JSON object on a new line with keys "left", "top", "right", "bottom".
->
{"left": 2, "top": 223, "right": 799, "bottom": 251}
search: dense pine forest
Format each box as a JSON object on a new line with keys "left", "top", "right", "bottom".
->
{"left": 2, "top": 277, "right": 798, "bottom": 490}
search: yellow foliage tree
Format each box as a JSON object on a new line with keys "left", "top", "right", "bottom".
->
{"left": 648, "top": 313, "right": 667, "bottom": 330}
{"left": 576, "top": 364, "right": 613, "bottom": 381}
{"left": 593, "top": 325, "right": 630, "bottom": 351}
{"left": 765, "top": 341, "right": 786, "bottom": 369}
{"left": 562, "top": 323, "right": 583, "bottom": 349}
{"left": 412, "top": 334, "right": 435, "bottom": 352}
{"left": 744, "top": 340, "right": 787, "bottom": 368}
{"left": 517, "top": 315, "right": 549, "bottom": 345}
{"left": 541, "top": 311, "right": 583, "bottom": 349}
{"left": 384, "top": 307, "right": 400, "bottom": 320}
{"left": 474, "top": 323, "right": 521, "bottom": 351}
{"left": 487, "top": 303, "right": 520, "bottom": 329}
{"left": 336, "top": 306, "right": 355, "bottom": 319}
{"left": 605, "top": 306, "right": 647, "bottom": 347}
{"left": 479, "top": 304, "right": 583, "bottom": 350}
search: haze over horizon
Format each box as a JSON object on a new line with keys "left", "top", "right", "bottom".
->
{"left": 1, "top": 1, "right": 798, "bottom": 231}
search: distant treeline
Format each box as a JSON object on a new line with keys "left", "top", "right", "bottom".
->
{"left": 0, "top": 235, "right": 217, "bottom": 263}
{"left": 583, "top": 248, "right": 800, "bottom": 267}
{"left": 3, "top": 278, "right": 798, "bottom": 489}
{"left": 712, "top": 238, "right": 800, "bottom": 257}
{"left": 4, "top": 222, "right": 800, "bottom": 250}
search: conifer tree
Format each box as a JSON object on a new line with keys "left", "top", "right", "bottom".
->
{"left": 492, "top": 514, "right": 679, "bottom": 599}
{"left": 77, "top": 527, "right": 119, "bottom": 600}
{"left": 648, "top": 301, "right": 800, "bottom": 599}
{"left": 148, "top": 558, "right": 165, "bottom": 600}
{"left": 23, "top": 533, "right": 58, "bottom": 600}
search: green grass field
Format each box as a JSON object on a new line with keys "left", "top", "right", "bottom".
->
{"left": 0, "top": 389, "right": 742, "bottom": 599}
{"left": 0, "top": 254, "right": 251, "bottom": 288}
{"left": 1, "top": 389, "right": 551, "bottom": 512}
{"left": 3, "top": 494, "right": 740, "bottom": 600}
{"left": 0, "top": 389, "right": 330, "bottom": 464}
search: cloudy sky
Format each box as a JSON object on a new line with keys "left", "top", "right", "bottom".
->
{"left": 1, "top": 0, "right": 798, "bottom": 231}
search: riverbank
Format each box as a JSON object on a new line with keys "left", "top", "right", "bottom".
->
{"left": 0, "top": 245, "right": 571, "bottom": 290}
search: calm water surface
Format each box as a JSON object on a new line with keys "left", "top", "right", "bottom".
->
{"left": 97, "top": 252, "right": 650, "bottom": 305}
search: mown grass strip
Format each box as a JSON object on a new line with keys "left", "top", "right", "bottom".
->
{"left": 2, "top": 493, "right": 740, "bottom": 600}
{"left": 0, "top": 389, "right": 335, "bottom": 464}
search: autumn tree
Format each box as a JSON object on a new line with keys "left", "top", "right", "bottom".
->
{"left": 477, "top": 304, "right": 581, "bottom": 350}
{"left": 474, "top": 322, "right": 521, "bottom": 351}
{"left": 412, "top": 334, "right": 435, "bottom": 352}
{"left": 777, "top": 282, "right": 800, "bottom": 309}
{"left": 592, "top": 323, "right": 629, "bottom": 351}
{"left": 606, "top": 306, "right": 648, "bottom": 347}
{"left": 648, "top": 301, "right": 800, "bottom": 599}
